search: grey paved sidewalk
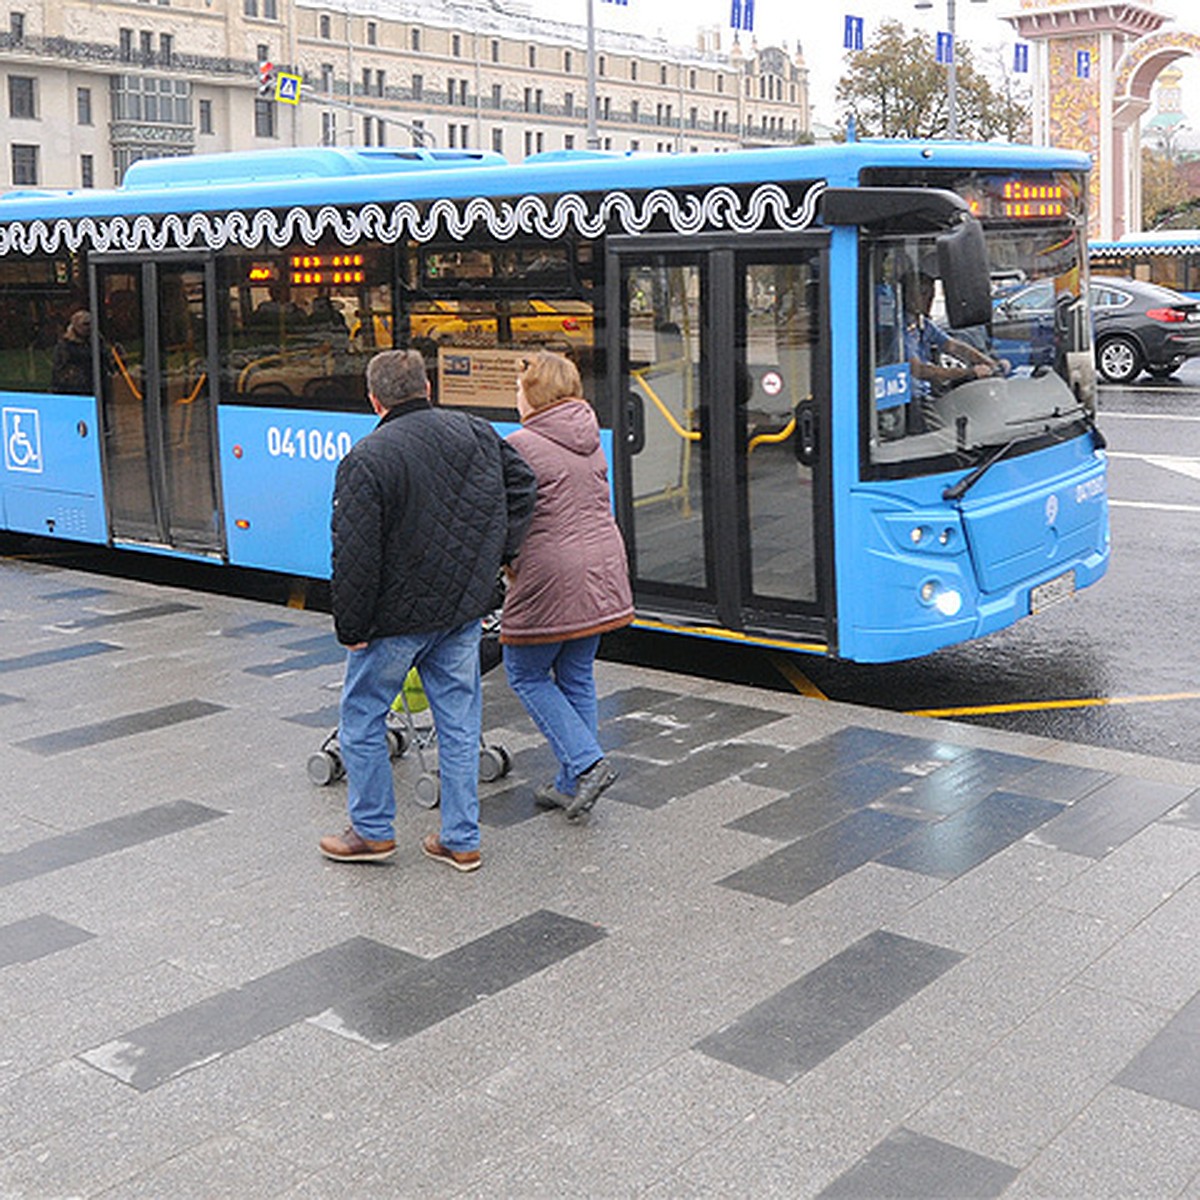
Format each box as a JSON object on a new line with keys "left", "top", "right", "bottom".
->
{"left": 1, "top": 555, "right": 1198, "bottom": 1199}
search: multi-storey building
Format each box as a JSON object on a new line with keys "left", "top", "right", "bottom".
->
{"left": 0, "top": 0, "right": 810, "bottom": 190}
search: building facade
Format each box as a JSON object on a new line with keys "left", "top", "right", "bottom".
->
{"left": 0, "top": 0, "right": 811, "bottom": 190}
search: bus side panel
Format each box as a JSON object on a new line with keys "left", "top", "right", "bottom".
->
{"left": 836, "top": 438, "right": 1109, "bottom": 663}
{"left": 217, "top": 405, "right": 376, "bottom": 579}
{"left": 1, "top": 393, "right": 107, "bottom": 543}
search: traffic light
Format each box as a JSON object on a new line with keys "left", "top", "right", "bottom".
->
{"left": 258, "top": 60, "right": 274, "bottom": 97}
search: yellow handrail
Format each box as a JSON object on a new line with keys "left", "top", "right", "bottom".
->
{"left": 110, "top": 346, "right": 142, "bottom": 402}
{"left": 748, "top": 417, "right": 796, "bottom": 454}
{"left": 631, "top": 368, "right": 701, "bottom": 442}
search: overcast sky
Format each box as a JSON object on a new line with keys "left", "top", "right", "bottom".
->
{"left": 520, "top": 0, "right": 1200, "bottom": 132}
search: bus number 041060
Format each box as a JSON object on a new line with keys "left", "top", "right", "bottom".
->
{"left": 265, "top": 426, "right": 354, "bottom": 462}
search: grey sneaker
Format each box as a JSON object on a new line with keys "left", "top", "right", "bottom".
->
{"left": 564, "top": 758, "right": 617, "bottom": 820}
{"left": 534, "top": 782, "right": 573, "bottom": 810}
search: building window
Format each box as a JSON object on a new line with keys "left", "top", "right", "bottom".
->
{"left": 244, "top": 0, "right": 257, "bottom": 15}
{"left": 598, "top": 55, "right": 605, "bottom": 76}
{"left": 322, "top": 111, "right": 337, "bottom": 145}
{"left": 160, "top": 33, "right": 173, "bottom": 63}
{"left": 367, "top": 21, "right": 377, "bottom": 45}
{"left": 412, "top": 73, "right": 423, "bottom": 101}
{"left": 535, "top": 88, "right": 543, "bottom": 113}
{"left": 254, "top": 97, "right": 275, "bottom": 137}
{"left": 76, "top": 87, "right": 93, "bottom": 126}
{"left": 119, "top": 28, "right": 133, "bottom": 61}
{"left": 660, "top": 64, "right": 668, "bottom": 85}
{"left": 10, "top": 12, "right": 25, "bottom": 41}
{"left": 199, "top": 98, "right": 213, "bottom": 133}
{"left": 631, "top": 61, "right": 638, "bottom": 81}
{"left": 690, "top": 70, "right": 697, "bottom": 89}
{"left": 528, "top": 45, "right": 536, "bottom": 68}
{"left": 491, "top": 39, "right": 500, "bottom": 63}
{"left": 140, "top": 30, "right": 153, "bottom": 60}
{"left": 410, "top": 117, "right": 425, "bottom": 147}
{"left": 263, "top": 0, "right": 277, "bottom": 16}
{"left": 564, "top": 91, "right": 574, "bottom": 117}
{"left": 630, "top": 99, "right": 639, "bottom": 122}
{"left": 630, "top": 139, "right": 639, "bottom": 152}
{"left": 564, "top": 133, "right": 574, "bottom": 149}
{"left": 81, "top": 154, "right": 94, "bottom": 187}
{"left": 376, "top": 70, "right": 385, "bottom": 97}
{"left": 411, "top": 27, "right": 420, "bottom": 52}
{"left": 321, "top": 63, "right": 334, "bottom": 92}
{"left": 717, "top": 75, "right": 725, "bottom": 93}
{"left": 491, "top": 127, "right": 503, "bottom": 153}
{"left": 491, "top": 83, "right": 502, "bottom": 109}
{"left": 601, "top": 96, "right": 610, "bottom": 120}
{"left": 319, "top": 14, "right": 331, "bottom": 39}
{"left": 8, "top": 76, "right": 35, "bottom": 119}
{"left": 524, "top": 130, "right": 532, "bottom": 157}
{"left": 563, "top": 49, "right": 572, "bottom": 73}
{"left": 11, "top": 144, "right": 38, "bottom": 185}
{"left": 452, "top": 33, "right": 461, "bottom": 57}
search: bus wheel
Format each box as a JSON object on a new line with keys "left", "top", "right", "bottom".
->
{"left": 1097, "top": 336, "right": 1143, "bottom": 384}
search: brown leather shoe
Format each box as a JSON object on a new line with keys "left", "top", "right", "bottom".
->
{"left": 421, "top": 833, "right": 481, "bottom": 872}
{"left": 319, "top": 826, "right": 396, "bottom": 862}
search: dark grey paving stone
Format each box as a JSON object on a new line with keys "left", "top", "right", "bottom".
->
{"left": 818, "top": 1127, "right": 1018, "bottom": 1198}
{"left": 741, "top": 727, "right": 966, "bottom": 793}
{"left": 222, "top": 619, "right": 302, "bottom": 637}
{"left": 611, "top": 742, "right": 786, "bottom": 809}
{"left": 0, "top": 693, "right": 19, "bottom": 707}
{"left": 719, "top": 809, "right": 922, "bottom": 904}
{"left": 695, "top": 931, "right": 964, "bottom": 1083}
{"left": 877, "top": 791, "right": 1065, "bottom": 880}
{"left": 0, "top": 800, "right": 226, "bottom": 888}
{"left": 1032, "top": 776, "right": 1195, "bottom": 859}
{"left": 50, "top": 601, "right": 200, "bottom": 630}
{"left": 728, "top": 761, "right": 915, "bottom": 841}
{"left": 40, "top": 586, "right": 113, "bottom": 600}
{"left": 245, "top": 645, "right": 347, "bottom": 675}
{"left": 314, "top": 910, "right": 605, "bottom": 1048}
{"left": 1116, "top": 991, "right": 1200, "bottom": 1112}
{"left": 1007, "top": 761, "right": 1114, "bottom": 805}
{"left": 0, "top": 914, "right": 95, "bottom": 969}
{"left": 887, "top": 748, "right": 1043, "bottom": 817}
{"left": 79, "top": 936, "right": 420, "bottom": 1091}
{"left": 283, "top": 705, "right": 342, "bottom": 730}
{"left": 0, "top": 641, "right": 120, "bottom": 675}
{"left": 14, "top": 699, "right": 228, "bottom": 756}
{"left": 596, "top": 686, "right": 680, "bottom": 721}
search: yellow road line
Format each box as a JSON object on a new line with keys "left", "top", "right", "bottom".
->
{"left": 769, "top": 653, "right": 829, "bottom": 700}
{"left": 911, "top": 691, "right": 1200, "bottom": 718}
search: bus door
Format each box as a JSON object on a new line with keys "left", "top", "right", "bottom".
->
{"left": 608, "top": 239, "right": 831, "bottom": 648}
{"left": 92, "top": 258, "right": 223, "bottom": 555}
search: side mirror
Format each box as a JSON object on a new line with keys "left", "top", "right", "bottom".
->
{"left": 937, "top": 217, "right": 992, "bottom": 329}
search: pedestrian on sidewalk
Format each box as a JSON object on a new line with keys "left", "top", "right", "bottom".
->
{"left": 319, "top": 349, "right": 536, "bottom": 871}
{"left": 502, "top": 351, "right": 634, "bottom": 820}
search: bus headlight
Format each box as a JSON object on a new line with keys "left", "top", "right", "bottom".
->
{"left": 920, "top": 580, "right": 963, "bottom": 616}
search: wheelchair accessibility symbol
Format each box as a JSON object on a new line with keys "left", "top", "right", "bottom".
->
{"left": 3, "top": 407, "right": 43, "bottom": 473}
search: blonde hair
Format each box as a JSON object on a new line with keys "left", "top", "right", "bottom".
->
{"left": 518, "top": 351, "right": 581, "bottom": 413}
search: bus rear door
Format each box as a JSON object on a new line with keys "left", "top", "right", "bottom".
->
{"left": 608, "top": 238, "right": 832, "bottom": 652}
{"left": 93, "top": 257, "right": 224, "bottom": 557}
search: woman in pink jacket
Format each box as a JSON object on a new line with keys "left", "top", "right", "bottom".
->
{"left": 502, "top": 351, "right": 633, "bottom": 820}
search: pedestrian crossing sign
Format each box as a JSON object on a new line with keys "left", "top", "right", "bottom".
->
{"left": 275, "top": 72, "right": 302, "bottom": 105}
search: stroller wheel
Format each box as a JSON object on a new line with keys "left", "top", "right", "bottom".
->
{"left": 307, "top": 749, "right": 343, "bottom": 787}
{"left": 414, "top": 772, "right": 440, "bottom": 808}
{"left": 479, "top": 745, "right": 510, "bottom": 783}
{"left": 386, "top": 727, "right": 410, "bottom": 759}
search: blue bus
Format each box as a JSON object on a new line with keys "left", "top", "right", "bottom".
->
{"left": 0, "top": 141, "right": 1107, "bottom": 663}
{"left": 1090, "top": 229, "right": 1200, "bottom": 299}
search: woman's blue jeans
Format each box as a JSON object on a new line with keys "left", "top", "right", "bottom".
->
{"left": 503, "top": 635, "right": 602, "bottom": 795}
{"left": 339, "top": 619, "right": 482, "bottom": 852}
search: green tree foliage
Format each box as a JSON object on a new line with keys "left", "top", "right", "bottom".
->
{"left": 836, "top": 18, "right": 1030, "bottom": 142}
{"left": 1142, "top": 148, "right": 1191, "bottom": 228}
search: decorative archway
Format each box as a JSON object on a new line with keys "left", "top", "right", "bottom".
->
{"left": 1004, "top": 3, "right": 1200, "bottom": 240}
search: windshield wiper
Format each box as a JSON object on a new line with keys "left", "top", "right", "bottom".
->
{"left": 942, "top": 436, "right": 1022, "bottom": 501}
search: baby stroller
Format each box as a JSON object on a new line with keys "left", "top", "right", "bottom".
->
{"left": 306, "top": 612, "right": 511, "bottom": 806}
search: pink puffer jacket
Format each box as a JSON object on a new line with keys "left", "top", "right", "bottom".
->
{"left": 500, "top": 398, "right": 633, "bottom": 645}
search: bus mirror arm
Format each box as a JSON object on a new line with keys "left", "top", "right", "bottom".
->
{"left": 794, "top": 399, "right": 818, "bottom": 466}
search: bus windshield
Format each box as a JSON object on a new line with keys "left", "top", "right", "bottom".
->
{"left": 866, "top": 222, "right": 1093, "bottom": 476}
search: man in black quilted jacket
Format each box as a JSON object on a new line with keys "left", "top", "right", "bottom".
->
{"left": 319, "top": 349, "right": 536, "bottom": 872}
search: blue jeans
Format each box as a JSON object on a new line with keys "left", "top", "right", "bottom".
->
{"left": 339, "top": 620, "right": 482, "bottom": 852}
{"left": 503, "top": 635, "right": 602, "bottom": 796}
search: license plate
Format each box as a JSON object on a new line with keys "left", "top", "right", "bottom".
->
{"left": 1030, "top": 569, "right": 1076, "bottom": 614}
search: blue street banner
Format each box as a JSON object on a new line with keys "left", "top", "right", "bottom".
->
{"left": 1077, "top": 49, "right": 1091, "bottom": 79}
{"left": 600, "top": 0, "right": 629, "bottom": 6}
{"left": 1013, "top": 43, "right": 1029, "bottom": 74}
{"left": 844, "top": 15, "right": 863, "bottom": 51}
{"left": 936, "top": 31, "right": 953, "bottom": 65}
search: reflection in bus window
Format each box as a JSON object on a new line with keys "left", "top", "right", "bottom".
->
{"left": 217, "top": 244, "right": 393, "bottom": 412}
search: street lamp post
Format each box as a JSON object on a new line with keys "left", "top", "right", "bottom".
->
{"left": 915, "top": 0, "right": 988, "bottom": 139}
{"left": 585, "top": 0, "right": 600, "bottom": 149}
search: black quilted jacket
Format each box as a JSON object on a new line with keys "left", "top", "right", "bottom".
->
{"left": 331, "top": 398, "right": 536, "bottom": 646}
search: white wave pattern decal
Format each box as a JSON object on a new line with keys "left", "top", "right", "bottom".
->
{"left": 0, "top": 181, "right": 825, "bottom": 257}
